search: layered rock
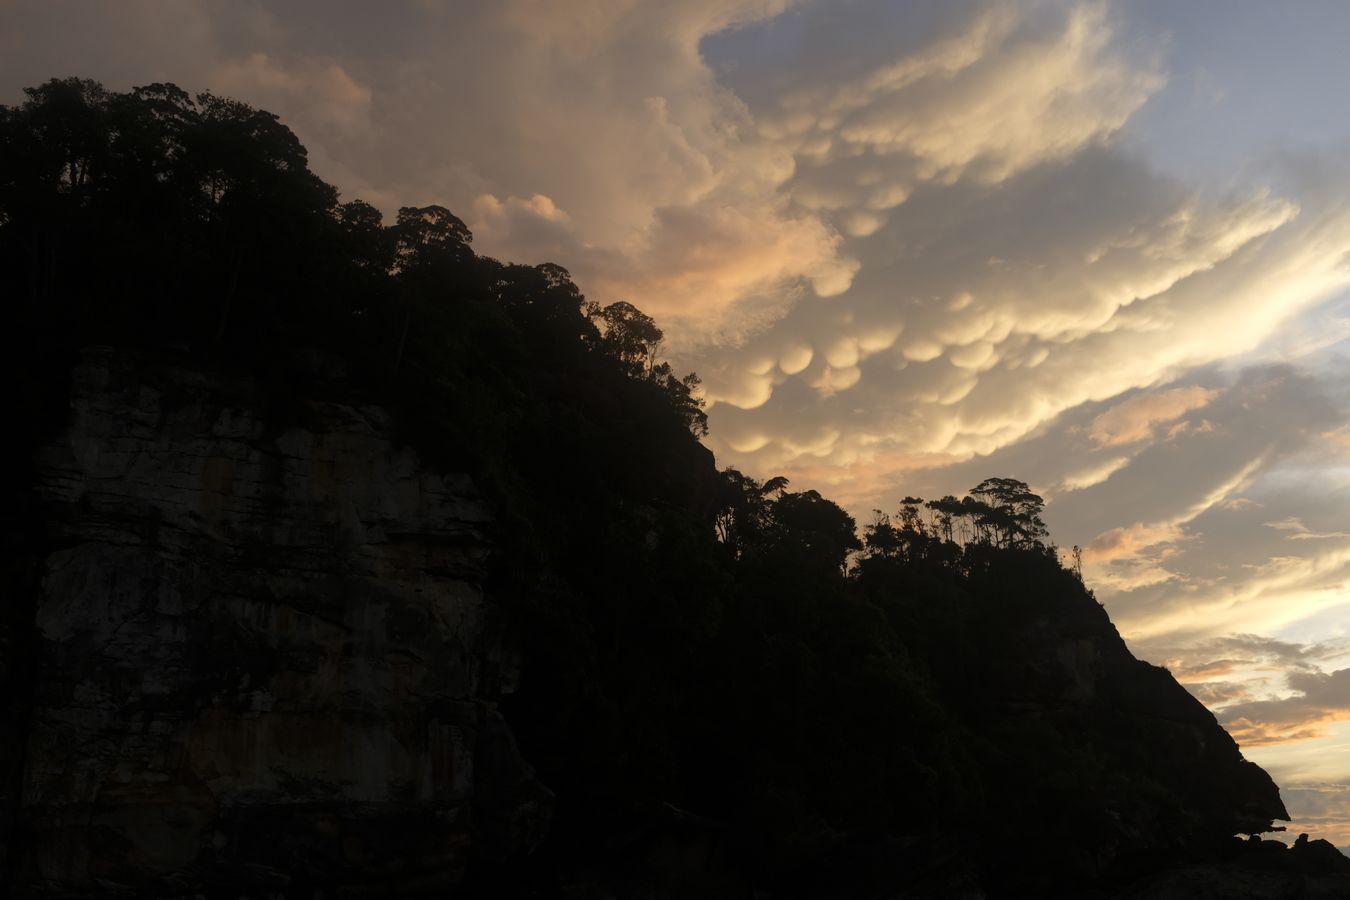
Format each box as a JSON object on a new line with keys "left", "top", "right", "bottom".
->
{"left": 5, "top": 348, "right": 549, "bottom": 896}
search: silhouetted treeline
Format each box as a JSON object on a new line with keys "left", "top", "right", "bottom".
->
{"left": 3, "top": 79, "right": 1283, "bottom": 898}
{"left": 0, "top": 78, "right": 706, "bottom": 465}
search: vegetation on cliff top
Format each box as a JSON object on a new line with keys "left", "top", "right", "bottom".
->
{"left": 2, "top": 78, "right": 1293, "bottom": 896}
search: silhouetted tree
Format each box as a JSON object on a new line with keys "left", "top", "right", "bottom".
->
{"left": 863, "top": 510, "right": 902, "bottom": 559}
{"left": 925, "top": 494, "right": 960, "bottom": 543}
{"left": 651, "top": 362, "right": 708, "bottom": 437}
{"left": 337, "top": 200, "right": 394, "bottom": 273}
{"left": 596, "top": 300, "right": 663, "bottom": 374}
{"left": 771, "top": 489, "right": 862, "bottom": 573}
{"left": 714, "top": 469, "right": 785, "bottom": 557}
{"left": 969, "top": 477, "right": 1048, "bottom": 549}
{"left": 392, "top": 204, "right": 472, "bottom": 272}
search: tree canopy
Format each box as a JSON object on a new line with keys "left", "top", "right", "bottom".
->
{"left": 0, "top": 77, "right": 711, "bottom": 444}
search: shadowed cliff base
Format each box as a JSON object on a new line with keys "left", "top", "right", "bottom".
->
{"left": 0, "top": 78, "right": 1345, "bottom": 898}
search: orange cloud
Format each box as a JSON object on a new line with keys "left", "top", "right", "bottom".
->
{"left": 1088, "top": 386, "right": 1219, "bottom": 447}
{"left": 1081, "top": 521, "right": 1190, "bottom": 591}
{"left": 1176, "top": 658, "right": 1240, "bottom": 679}
{"left": 1182, "top": 680, "right": 1252, "bottom": 706}
{"left": 1220, "top": 668, "right": 1350, "bottom": 746}
{"left": 1322, "top": 426, "right": 1350, "bottom": 452}
{"left": 1225, "top": 712, "right": 1350, "bottom": 747}
{"left": 1085, "top": 521, "right": 1185, "bottom": 564}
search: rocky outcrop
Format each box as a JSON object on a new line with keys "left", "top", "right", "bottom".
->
{"left": 4, "top": 348, "right": 550, "bottom": 896}
{"left": 958, "top": 554, "right": 1291, "bottom": 891}
{"left": 1106, "top": 834, "right": 1350, "bottom": 899}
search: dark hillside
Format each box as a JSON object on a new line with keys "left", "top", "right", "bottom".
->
{"left": 1, "top": 78, "right": 1337, "bottom": 899}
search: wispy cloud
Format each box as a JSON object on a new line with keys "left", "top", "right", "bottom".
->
{"left": 1222, "top": 668, "right": 1350, "bottom": 746}
{"left": 1087, "top": 386, "right": 1218, "bottom": 448}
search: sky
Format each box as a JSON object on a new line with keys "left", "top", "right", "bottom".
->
{"left": 5, "top": 0, "right": 1350, "bottom": 848}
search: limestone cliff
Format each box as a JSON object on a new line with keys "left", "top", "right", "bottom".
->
{"left": 3, "top": 348, "right": 550, "bottom": 897}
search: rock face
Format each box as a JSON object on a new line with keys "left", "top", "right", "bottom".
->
{"left": 1106, "top": 835, "right": 1350, "bottom": 899}
{"left": 3, "top": 348, "right": 550, "bottom": 896}
{"left": 1008, "top": 594, "right": 1289, "bottom": 836}
{"left": 960, "top": 555, "right": 1291, "bottom": 890}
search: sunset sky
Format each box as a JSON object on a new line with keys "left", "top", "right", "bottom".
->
{"left": 6, "top": 0, "right": 1350, "bottom": 847}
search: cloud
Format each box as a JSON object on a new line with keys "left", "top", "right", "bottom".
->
{"left": 1262, "top": 517, "right": 1350, "bottom": 542}
{"left": 1083, "top": 521, "right": 1187, "bottom": 591}
{"left": 701, "top": 148, "right": 1343, "bottom": 469}
{"left": 1268, "top": 782, "right": 1350, "bottom": 850}
{"left": 1054, "top": 370, "right": 1338, "bottom": 604}
{"left": 0, "top": 0, "right": 858, "bottom": 346}
{"left": 210, "top": 52, "right": 373, "bottom": 134}
{"left": 1104, "top": 486, "right": 1350, "bottom": 644}
{"left": 1187, "top": 634, "right": 1346, "bottom": 671}
{"left": 1059, "top": 455, "right": 1132, "bottom": 491}
{"left": 1088, "top": 386, "right": 1218, "bottom": 447}
{"left": 1184, "top": 681, "right": 1253, "bottom": 707}
{"left": 690, "top": 6, "right": 1350, "bottom": 496}
{"left": 1151, "top": 633, "right": 1348, "bottom": 692}
{"left": 9, "top": 1, "right": 1348, "bottom": 478}
{"left": 787, "top": 359, "right": 1347, "bottom": 656}
{"left": 763, "top": 3, "right": 1162, "bottom": 199}
{"left": 1221, "top": 667, "right": 1350, "bottom": 747}
{"left": 471, "top": 189, "right": 856, "bottom": 346}
{"left": 1325, "top": 426, "right": 1350, "bottom": 452}
{"left": 335, "top": 0, "right": 860, "bottom": 344}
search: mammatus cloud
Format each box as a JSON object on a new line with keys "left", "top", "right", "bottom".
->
{"left": 8, "top": 1, "right": 1346, "bottom": 475}
{"left": 702, "top": 141, "right": 1350, "bottom": 476}
{"left": 764, "top": 2, "right": 1162, "bottom": 219}
{"left": 471, "top": 190, "right": 857, "bottom": 346}
{"left": 696, "top": 3, "right": 1350, "bottom": 494}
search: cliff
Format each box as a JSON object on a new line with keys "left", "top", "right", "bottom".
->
{"left": 0, "top": 348, "right": 1336, "bottom": 900}
{"left": 758, "top": 548, "right": 1297, "bottom": 898}
{"left": 0, "top": 80, "right": 1340, "bottom": 898}
{"left": 950, "top": 552, "right": 1290, "bottom": 890}
{"left": 3, "top": 348, "right": 549, "bottom": 897}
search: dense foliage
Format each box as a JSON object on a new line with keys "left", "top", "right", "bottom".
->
{"left": 0, "top": 78, "right": 707, "bottom": 473}
{"left": 4, "top": 79, "right": 1276, "bottom": 897}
